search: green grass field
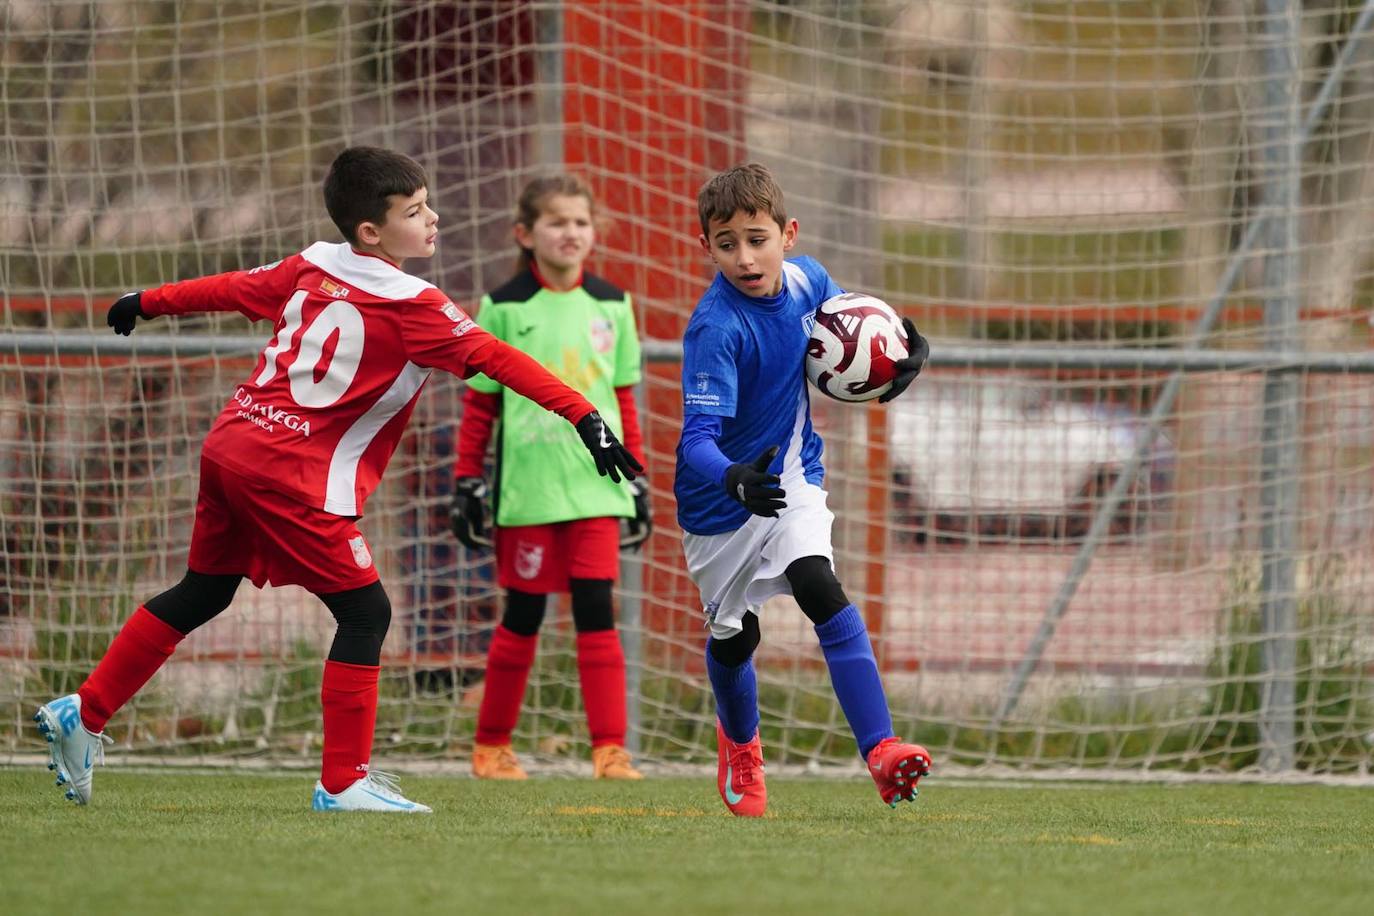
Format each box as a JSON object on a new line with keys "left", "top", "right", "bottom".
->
{"left": 3, "top": 769, "right": 1372, "bottom": 915}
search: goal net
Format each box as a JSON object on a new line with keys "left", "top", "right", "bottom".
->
{"left": 4, "top": 0, "right": 1374, "bottom": 778}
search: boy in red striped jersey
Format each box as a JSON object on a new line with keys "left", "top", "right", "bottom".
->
{"left": 33, "top": 147, "right": 640, "bottom": 813}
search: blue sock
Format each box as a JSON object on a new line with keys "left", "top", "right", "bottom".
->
{"left": 815, "top": 605, "right": 893, "bottom": 759}
{"left": 705, "top": 640, "right": 759, "bottom": 745}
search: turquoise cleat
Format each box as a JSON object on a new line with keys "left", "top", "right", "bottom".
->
{"left": 311, "top": 770, "right": 432, "bottom": 813}
{"left": 34, "top": 694, "right": 113, "bottom": 806}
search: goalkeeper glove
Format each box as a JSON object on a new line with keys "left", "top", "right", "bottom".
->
{"left": 575, "top": 411, "right": 643, "bottom": 483}
{"left": 723, "top": 445, "right": 787, "bottom": 518}
{"left": 620, "top": 478, "right": 653, "bottom": 552}
{"left": 877, "top": 317, "right": 930, "bottom": 404}
{"left": 106, "top": 291, "right": 147, "bottom": 336}
{"left": 449, "top": 477, "right": 491, "bottom": 550}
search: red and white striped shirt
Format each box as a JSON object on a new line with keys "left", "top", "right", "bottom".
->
{"left": 142, "top": 242, "right": 594, "bottom": 516}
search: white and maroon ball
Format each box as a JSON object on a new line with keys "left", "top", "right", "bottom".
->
{"left": 805, "top": 292, "right": 909, "bottom": 402}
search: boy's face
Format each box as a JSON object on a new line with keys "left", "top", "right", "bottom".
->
{"left": 355, "top": 187, "right": 438, "bottom": 266}
{"left": 514, "top": 192, "right": 595, "bottom": 275}
{"left": 699, "top": 210, "right": 798, "bottom": 298}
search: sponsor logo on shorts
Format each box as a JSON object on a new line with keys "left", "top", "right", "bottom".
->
{"left": 348, "top": 535, "right": 373, "bottom": 569}
{"left": 514, "top": 542, "right": 544, "bottom": 580}
{"left": 319, "top": 278, "right": 350, "bottom": 299}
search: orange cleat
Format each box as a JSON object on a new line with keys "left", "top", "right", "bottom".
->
{"left": 592, "top": 744, "right": 643, "bottom": 780}
{"left": 471, "top": 742, "right": 529, "bottom": 780}
{"left": 716, "top": 720, "right": 766, "bottom": 817}
{"left": 866, "top": 737, "right": 932, "bottom": 807}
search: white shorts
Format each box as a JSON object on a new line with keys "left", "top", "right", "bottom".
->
{"left": 681, "top": 479, "right": 835, "bottom": 640}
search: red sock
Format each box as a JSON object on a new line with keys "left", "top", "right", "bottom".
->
{"left": 475, "top": 625, "right": 537, "bottom": 746}
{"left": 320, "top": 660, "right": 379, "bottom": 794}
{"left": 78, "top": 606, "right": 184, "bottom": 732}
{"left": 576, "top": 630, "right": 627, "bottom": 747}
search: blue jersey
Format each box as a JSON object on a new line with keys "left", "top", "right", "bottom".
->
{"left": 674, "top": 256, "right": 844, "bottom": 535}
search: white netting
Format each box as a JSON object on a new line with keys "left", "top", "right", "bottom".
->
{"left": 3, "top": 1, "right": 1373, "bottom": 777}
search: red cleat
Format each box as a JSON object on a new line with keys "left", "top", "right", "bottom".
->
{"left": 716, "top": 721, "right": 767, "bottom": 817}
{"left": 866, "top": 737, "right": 932, "bottom": 807}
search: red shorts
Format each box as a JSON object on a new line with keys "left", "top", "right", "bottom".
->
{"left": 186, "top": 455, "right": 381, "bottom": 595}
{"left": 494, "top": 516, "right": 621, "bottom": 593}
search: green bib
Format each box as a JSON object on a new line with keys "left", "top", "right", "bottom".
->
{"left": 468, "top": 271, "right": 642, "bottom": 526}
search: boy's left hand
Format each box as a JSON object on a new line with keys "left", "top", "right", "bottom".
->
{"left": 106, "top": 291, "right": 146, "bottom": 336}
{"left": 575, "top": 410, "right": 643, "bottom": 483}
{"left": 878, "top": 318, "right": 930, "bottom": 404}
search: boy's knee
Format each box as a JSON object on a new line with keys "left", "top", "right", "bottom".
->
{"left": 321, "top": 581, "right": 391, "bottom": 639}
{"left": 785, "top": 556, "right": 849, "bottom": 626}
{"left": 145, "top": 570, "right": 243, "bottom": 634}
{"left": 708, "top": 612, "right": 760, "bottom": 667}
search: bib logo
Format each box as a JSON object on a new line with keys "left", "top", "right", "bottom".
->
{"left": 347, "top": 535, "right": 373, "bottom": 569}
{"left": 319, "top": 278, "right": 350, "bottom": 299}
{"left": 514, "top": 542, "right": 544, "bottom": 580}
{"left": 590, "top": 317, "right": 615, "bottom": 354}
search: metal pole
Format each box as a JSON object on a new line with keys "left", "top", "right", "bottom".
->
{"left": 535, "top": 3, "right": 565, "bottom": 171}
{"left": 618, "top": 377, "right": 647, "bottom": 755}
{"left": 13, "top": 333, "right": 1374, "bottom": 372}
{"left": 990, "top": 0, "right": 1374, "bottom": 729}
{"left": 1256, "top": 0, "right": 1303, "bottom": 773}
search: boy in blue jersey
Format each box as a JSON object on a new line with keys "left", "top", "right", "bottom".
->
{"left": 674, "top": 164, "right": 932, "bottom": 816}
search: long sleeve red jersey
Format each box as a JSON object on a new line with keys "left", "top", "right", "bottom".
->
{"left": 141, "top": 242, "right": 595, "bottom": 516}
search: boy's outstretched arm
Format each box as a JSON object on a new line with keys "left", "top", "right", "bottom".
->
{"left": 479, "top": 340, "right": 641, "bottom": 481}
{"left": 110, "top": 257, "right": 304, "bottom": 335}
{"left": 409, "top": 297, "right": 641, "bottom": 482}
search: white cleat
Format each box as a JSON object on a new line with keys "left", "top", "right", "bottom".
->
{"left": 311, "top": 770, "right": 432, "bottom": 814}
{"left": 33, "top": 694, "right": 113, "bottom": 806}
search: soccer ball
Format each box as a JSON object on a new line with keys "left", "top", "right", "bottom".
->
{"left": 805, "top": 292, "right": 910, "bottom": 402}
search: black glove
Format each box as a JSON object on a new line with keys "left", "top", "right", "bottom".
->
{"left": 449, "top": 476, "right": 491, "bottom": 550}
{"left": 620, "top": 478, "right": 653, "bottom": 552}
{"left": 723, "top": 445, "right": 786, "bottom": 518}
{"left": 106, "top": 291, "right": 147, "bottom": 336}
{"left": 575, "top": 411, "right": 643, "bottom": 483}
{"left": 878, "top": 317, "right": 930, "bottom": 404}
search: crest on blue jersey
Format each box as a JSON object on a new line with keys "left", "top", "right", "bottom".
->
{"left": 801, "top": 312, "right": 816, "bottom": 336}
{"left": 695, "top": 372, "right": 710, "bottom": 393}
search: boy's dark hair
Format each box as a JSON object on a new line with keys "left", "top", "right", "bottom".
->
{"left": 697, "top": 163, "right": 788, "bottom": 237}
{"left": 323, "top": 146, "right": 428, "bottom": 244}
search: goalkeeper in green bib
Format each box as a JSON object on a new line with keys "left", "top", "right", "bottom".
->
{"left": 451, "top": 175, "right": 649, "bottom": 780}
